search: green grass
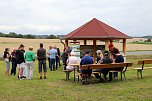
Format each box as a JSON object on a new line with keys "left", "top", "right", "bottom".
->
{"left": 0, "top": 55, "right": 152, "bottom": 101}
{"left": 128, "top": 42, "right": 152, "bottom": 45}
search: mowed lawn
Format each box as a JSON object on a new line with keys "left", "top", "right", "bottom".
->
{"left": 0, "top": 55, "right": 152, "bottom": 101}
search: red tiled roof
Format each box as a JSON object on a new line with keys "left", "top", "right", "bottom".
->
{"left": 64, "top": 18, "right": 130, "bottom": 39}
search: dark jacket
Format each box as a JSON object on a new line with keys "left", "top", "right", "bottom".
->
{"left": 11, "top": 52, "right": 16, "bottom": 62}
{"left": 61, "top": 52, "right": 68, "bottom": 64}
{"left": 16, "top": 49, "right": 25, "bottom": 64}
{"left": 100, "top": 56, "right": 113, "bottom": 64}
{"left": 115, "top": 55, "right": 124, "bottom": 63}
{"left": 37, "top": 48, "right": 46, "bottom": 60}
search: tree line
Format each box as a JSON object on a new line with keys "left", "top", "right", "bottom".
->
{"left": 0, "top": 32, "right": 59, "bottom": 39}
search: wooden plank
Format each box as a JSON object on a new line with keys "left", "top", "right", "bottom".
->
{"left": 138, "top": 59, "right": 152, "bottom": 64}
{"left": 123, "top": 39, "right": 126, "bottom": 55}
{"left": 93, "top": 40, "right": 96, "bottom": 63}
{"left": 81, "top": 62, "right": 133, "bottom": 70}
{"left": 144, "top": 67, "right": 152, "bottom": 69}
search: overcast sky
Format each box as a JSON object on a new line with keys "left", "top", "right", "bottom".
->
{"left": 0, "top": 0, "right": 152, "bottom": 36}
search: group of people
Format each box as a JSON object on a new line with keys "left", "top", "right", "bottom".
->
{"left": 64, "top": 40, "right": 125, "bottom": 83}
{"left": 3, "top": 39, "right": 124, "bottom": 83}
{"left": 3, "top": 43, "right": 61, "bottom": 80}
{"left": 77, "top": 48, "right": 124, "bottom": 83}
{"left": 3, "top": 44, "right": 35, "bottom": 80}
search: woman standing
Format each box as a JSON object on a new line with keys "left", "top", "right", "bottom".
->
{"left": 16, "top": 44, "right": 25, "bottom": 80}
{"left": 10, "top": 48, "right": 17, "bottom": 75}
{"left": 25, "top": 46, "right": 35, "bottom": 80}
{"left": 3, "top": 48, "right": 11, "bottom": 76}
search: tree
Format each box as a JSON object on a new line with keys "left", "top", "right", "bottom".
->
{"left": 8, "top": 32, "right": 17, "bottom": 38}
{"left": 0, "top": 32, "right": 5, "bottom": 37}
{"left": 17, "top": 34, "right": 23, "bottom": 38}
{"left": 46, "top": 34, "right": 58, "bottom": 39}
{"left": 23, "top": 34, "right": 35, "bottom": 39}
{"left": 144, "top": 39, "right": 151, "bottom": 42}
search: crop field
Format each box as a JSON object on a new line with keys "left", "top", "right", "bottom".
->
{"left": 0, "top": 37, "right": 152, "bottom": 55}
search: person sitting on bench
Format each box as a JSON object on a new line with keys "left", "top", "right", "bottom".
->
{"left": 109, "top": 48, "right": 124, "bottom": 81}
{"left": 80, "top": 51, "right": 93, "bottom": 84}
{"left": 93, "top": 51, "right": 113, "bottom": 82}
{"left": 66, "top": 52, "right": 80, "bottom": 70}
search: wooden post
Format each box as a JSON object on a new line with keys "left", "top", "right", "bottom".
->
{"left": 123, "top": 39, "right": 126, "bottom": 55}
{"left": 93, "top": 40, "right": 96, "bottom": 63}
{"left": 84, "top": 40, "right": 87, "bottom": 45}
{"left": 105, "top": 39, "right": 109, "bottom": 50}
{"left": 65, "top": 40, "right": 68, "bottom": 47}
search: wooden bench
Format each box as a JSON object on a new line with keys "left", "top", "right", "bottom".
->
{"left": 63, "top": 64, "right": 80, "bottom": 81}
{"left": 63, "top": 70, "right": 73, "bottom": 81}
{"left": 133, "top": 59, "right": 152, "bottom": 79}
{"left": 80, "top": 62, "right": 133, "bottom": 84}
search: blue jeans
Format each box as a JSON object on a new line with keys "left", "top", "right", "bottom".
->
{"left": 56, "top": 56, "right": 59, "bottom": 70}
{"left": 50, "top": 58, "right": 55, "bottom": 71}
{"left": 93, "top": 69, "right": 109, "bottom": 79}
{"left": 11, "top": 62, "right": 17, "bottom": 75}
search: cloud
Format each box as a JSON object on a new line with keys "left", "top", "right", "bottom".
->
{"left": 0, "top": 0, "right": 152, "bottom": 36}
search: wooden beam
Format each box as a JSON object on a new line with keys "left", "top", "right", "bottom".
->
{"left": 123, "top": 39, "right": 126, "bottom": 55}
{"left": 93, "top": 40, "right": 96, "bottom": 63}
{"left": 84, "top": 40, "right": 87, "bottom": 45}
{"left": 65, "top": 40, "right": 68, "bottom": 47}
{"left": 105, "top": 39, "right": 109, "bottom": 50}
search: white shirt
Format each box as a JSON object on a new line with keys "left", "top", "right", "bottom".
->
{"left": 66, "top": 56, "right": 80, "bottom": 70}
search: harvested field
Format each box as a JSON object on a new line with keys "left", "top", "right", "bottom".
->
{"left": 0, "top": 37, "right": 152, "bottom": 55}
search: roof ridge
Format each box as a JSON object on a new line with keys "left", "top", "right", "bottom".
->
{"left": 69, "top": 19, "right": 93, "bottom": 37}
{"left": 95, "top": 19, "right": 110, "bottom": 37}
{"left": 96, "top": 19, "right": 129, "bottom": 38}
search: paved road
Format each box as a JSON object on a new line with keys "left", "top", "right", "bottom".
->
{"left": 126, "top": 51, "right": 152, "bottom": 55}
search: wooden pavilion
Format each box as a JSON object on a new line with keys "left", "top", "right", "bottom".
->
{"left": 64, "top": 18, "right": 131, "bottom": 61}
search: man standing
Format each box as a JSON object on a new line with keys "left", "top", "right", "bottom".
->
{"left": 37, "top": 43, "right": 47, "bottom": 79}
{"left": 56, "top": 47, "right": 61, "bottom": 70}
{"left": 48, "top": 46, "right": 57, "bottom": 71}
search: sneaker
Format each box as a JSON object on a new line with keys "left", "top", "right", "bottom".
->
{"left": 17, "top": 76, "right": 20, "bottom": 80}
{"left": 44, "top": 76, "right": 46, "bottom": 79}
{"left": 81, "top": 80, "right": 85, "bottom": 84}
{"left": 18, "top": 77, "right": 22, "bottom": 80}
{"left": 40, "top": 76, "right": 42, "bottom": 79}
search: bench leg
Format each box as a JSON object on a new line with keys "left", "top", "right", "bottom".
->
{"left": 137, "top": 70, "right": 139, "bottom": 79}
{"left": 123, "top": 72, "right": 126, "bottom": 79}
{"left": 120, "top": 72, "right": 122, "bottom": 81}
{"left": 140, "top": 70, "right": 143, "bottom": 79}
{"left": 65, "top": 72, "right": 70, "bottom": 81}
{"left": 137, "top": 70, "right": 142, "bottom": 79}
